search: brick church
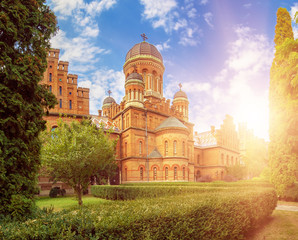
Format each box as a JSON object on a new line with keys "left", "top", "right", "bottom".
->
{"left": 40, "top": 38, "right": 240, "bottom": 190}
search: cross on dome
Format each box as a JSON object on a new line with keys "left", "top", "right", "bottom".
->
{"left": 141, "top": 33, "right": 148, "bottom": 42}
{"left": 179, "top": 83, "right": 182, "bottom": 90}
{"left": 107, "top": 90, "right": 112, "bottom": 97}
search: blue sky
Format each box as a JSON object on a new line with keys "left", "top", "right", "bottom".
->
{"left": 47, "top": 0, "right": 298, "bottom": 140}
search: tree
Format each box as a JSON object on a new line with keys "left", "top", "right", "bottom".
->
{"left": 0, "top": 0, "right": 57, "bottom": 218}
{"left": 269, "top": 8, "right": 298, "bottom": 196}
{"left": 40, "top": 119, "right": 117, "bottom": 206}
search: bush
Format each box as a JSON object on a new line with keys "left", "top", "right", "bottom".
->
{"left": 280, "top": 182, "right": 298, "bottom": 202}
{"left": 49, "top": 187, "right": 66, "bottom": 198}
{"left": 0, "top": 188, "right": 277, "bottom": 240}
{"left": 197, "top": 175, "right": 213, "bottom": 182}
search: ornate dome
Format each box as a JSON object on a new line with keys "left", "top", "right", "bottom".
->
{"left": 174, "top": 90, "right": 188, "bottom": 99}
{"left": 103, "top": 96, "right": 116, "bottom": 105}
{"left": 125, "top": 42, "right": 163, "bottom": 62}
{"left": 127, "top": 72, "right": 143, "bottom": 81}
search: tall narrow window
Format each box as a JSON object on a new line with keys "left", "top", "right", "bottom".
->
{"left": 59, "top": 86, "right": 62, "bottom": 95}
{"left": 125, "top": 142, "right": 127, "bottom": 157}
{"left": 182, "top": 141, "right": 185, "bottom": 156}
{"left": 124, "top": 168, "right": 127, "bottom": 181}
{"left": 231, "top": 157, "right": 234, "bottom": 165}
{"left": 173, "top": 140, "right": 177, "bottom": 156}
{"left": 140, "top": 167, "right": 143, "bottom": 181}
{"left": 49, "top": 73, "right": 52, "bottom": 82}
{"left": 59, "top": 99, "right": 62, "bottom": 108}
{"left": 165, "top": 141, "right": 168, "bottom": 156}
{"left": 221, "top": 154, "right": 224, "bottom": 165}
{"left": 183, "top": 167, "right": 185, "bottom": 180}
{"left": 165, "top": 167, "right": 168, "bottom": 180}
{"left": 197, "top": 155, "right": 200, "bottom": 165}
{"left": 69, "top": 100, "right": 72, "bottom": 109}
{"left": 49, "top": 85, "right": 52, "bottom": 92}
{"left": 226, "top": 155, "right": 229, "bottom": 166}
{"left": 139, "top": 141, "right": 142, "bottom": 155}
{"left": 174, "top": 167, "right": 178, "bottom": 180}
{"left": 153, "top": 167, "right": 157, "bottom": 180}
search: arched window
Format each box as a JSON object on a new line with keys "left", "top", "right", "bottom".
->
{"left": 49, "top": 73, "right": 52, "bottom": 82}
{"left": 226, "top": 155, "right": 229, "bottom": 166}
{"left": 153, "top": 167, "right": 157, "bottom": 180}
{"left": 173, "top": 140, "right": 177, "bottom": 155}
{"left": 165, "top": 141, "right": 168, "bottom": 156}
{"left": 231, "top": 156, "right": 234, "bottom": 165}
{"left": 69, "top": 100, "right": 72, "bottom": 109}
{"left": 49, "top": 85, "right": 52, "bottom": 92}
{"left": 197, "top": 155, "right": 200, "bottom": 165}
{"left": 165, "top": 167, "right": 168, "bottom": 180}
{"left": 124, "top": 168, "right": 127, "bottom": 181}
{"left": 183, "top": 167, "right": 185, "bottom": 180}
{"left": 125, "top": 142, "right": 127, "bottom": 157}
{"left": 140, "top": 167, "right": 143, "bottom": 180}
{"left": 59, "top": 86, "right": 62, "bottom": 95}
{"left": 182, "top": 141, "right": 185, "bottom": 156}
{"left": 174, "top": 167, "right": 178, "bottom": 180}
{"left": 221, "top": 153, "right": 224, "bottom": 165}
{"left": 139, "top": 141, "right": 142, "bottom": 155}
{"left": 59, "top": 99, "right": 62, "bottom": 108}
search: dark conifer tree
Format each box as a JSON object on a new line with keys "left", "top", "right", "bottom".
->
{"left": 0, "top": 0, "right": 57, "bottom": 218}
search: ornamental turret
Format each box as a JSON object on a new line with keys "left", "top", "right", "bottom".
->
{"left": 173, "top": 84, "right": 189, "bottom": 122}
{"left": 125, "top": 71, "right": 145, "bottom": 108}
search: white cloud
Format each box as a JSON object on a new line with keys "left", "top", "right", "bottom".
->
{"left": 290, "top": 3, "right": 298, "bottom": 20}
{"left": 84, "top": 0, "right": 117, "bottom": 16}
{"left": 203, "top": 12, "right": 213, "bottom": 28}
{"left": 156, "top": 39, "right": 171, "bottom": 52}
{"left": 140, "top": 0, "right": 178, "bottom": 32}
{"left": 82, "top": 25, "right": 100, "bottom": 37}
{"left": 78, "top": 69, "right": 125, "bottom": 114}
{"left": 50, "top": 0, "right": 83, "bottom": 17}
{"left": 173, "top": 19, "right": 188, "bottom": 31}
{"left": 199, "top": 0, "right": 208, "bottom": 5}
{"left": 179, "top": 27, "right": 200, "bottom": 46}
{"left": 187, "top": 8, "right": 197, "bottom": 18}
{"left": 208, "top": 25, "right": 274, "bottom": 139}
{"left": 243, "top": 3, "right": 252, "bottom": 9}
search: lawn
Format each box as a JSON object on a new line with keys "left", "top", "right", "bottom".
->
{"left": 246, "top": 209, "right": 298, "bottom": 240}
{"left": 35, "top": 195, "right": 109, "bottom": 211}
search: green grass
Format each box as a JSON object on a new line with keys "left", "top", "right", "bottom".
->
{"left": 246, "top": 210, "right": 298, "bottom": 240}
{"left": 35, "top": 195, "right": 108, "bottom": 211}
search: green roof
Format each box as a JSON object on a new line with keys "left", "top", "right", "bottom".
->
{"left": 155, "top": 116, "right": 187, "bottom": 131}
{"left": 148, "top": 147, "right": 163, "bottom": 158}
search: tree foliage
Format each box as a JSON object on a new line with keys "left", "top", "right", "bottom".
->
{"left": 269, "top": 8, "right": 298, "bottom": 196}
{"left": 0, "top": 0, "right": 57, "bottom": 218}
{"left": 40, "top": 119, "right": 117, "bottom": 206}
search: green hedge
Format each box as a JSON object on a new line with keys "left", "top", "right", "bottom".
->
{"left": 1, "top": 189, "right": 277, "bottom": 240}
{"left": 280, "top": 182, "right": 298, "bottom": 202}
{"left": 91, "top": 181, "right": 273, "bottom": 200}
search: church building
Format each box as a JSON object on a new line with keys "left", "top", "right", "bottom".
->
{"left": 41, "top": 36, "right": 240, "bottom": 189}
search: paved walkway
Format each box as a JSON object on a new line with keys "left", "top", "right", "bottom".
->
{"left": 275, "top": 205, "right": 298, "bottom": 212}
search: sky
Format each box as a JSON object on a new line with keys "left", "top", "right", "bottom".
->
{"left": 47, "top": 0, "right": 298, "bottom": 141}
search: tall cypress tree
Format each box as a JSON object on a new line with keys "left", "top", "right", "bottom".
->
{"left": 0, "top": 0, "right": 57, "bottom": 218}
{"left": 269, "top": 8, "right": 298, "bottom": 196}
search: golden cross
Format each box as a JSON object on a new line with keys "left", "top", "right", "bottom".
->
{"left": 179, "top": 83, "right": 182, "bottom": 90}
{"left": 141, "top": 33, "right": 148, "bottom": 42}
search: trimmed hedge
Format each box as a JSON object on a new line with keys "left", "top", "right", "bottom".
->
{"left": 1, "top": 188, "right": 277, "bottom": 240}
{"left": 280, "top": 182, "right": 298, "bottom": 202}
{"left": 91, "top": 181, "right": 274, "bottom": 200}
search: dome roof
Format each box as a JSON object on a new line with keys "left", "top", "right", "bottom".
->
{"left": 127, "top": 72, "right": 143, "bottom": 81}
{"left": 174, "top": 90, "right": 188, "bottom": 99}
{"left": 155, "top": 116, "right": 188, "bottom": 131}
{"left": 125, "top": 42, "right": 163, "bottom": 62}
{"left": 103, "top": 96, "right": 116, "bottom": 105}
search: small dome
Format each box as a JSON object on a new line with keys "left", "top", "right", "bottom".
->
{"left": 174, "top": 90, "right": 188, "bottom": 99}
{"left": 103, "top": 96, "right": 116, "bottom": 105}
{"left": 155, "top": 116, "right": 188, "bottom": 131}
{"left": 127, "top": 72, "right": 143, "bottom": 81}
{"left": 125, "top": 42, "right": 163, "bottom": 63}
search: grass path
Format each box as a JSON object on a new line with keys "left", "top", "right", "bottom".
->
{"left": 35, "top": 195, "right": 109, "bottom": 211}
{"left": 246, "top": 202, "right": 298, "bottom": 240}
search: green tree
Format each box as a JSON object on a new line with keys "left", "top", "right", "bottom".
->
{"left": 40, "top": 119, "right": 117, "bottom": 206}
{"left": 0, "top": 0, "right": 57, "bottom": 218}
{"left": 269, "top": 8, "right": 298, "bottom": 196}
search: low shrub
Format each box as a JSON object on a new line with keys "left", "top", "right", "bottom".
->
{"left": 197, "top": 175, "right": 213, "bottom": 182}
{"left": 0, "top": 188, "right": 277, "bottom": 240}
{"left": 280, "top": 182, "right": 298, "bottom": 202}
{"left": 49, "top": 187, "right": 66, "bottom": 198}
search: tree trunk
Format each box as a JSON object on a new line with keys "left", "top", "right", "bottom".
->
{"left": 76, "top": 185, "right": 83, "bottom": 206}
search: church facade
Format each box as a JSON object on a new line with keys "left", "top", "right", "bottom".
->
{"left": 41, "top": 39, "right": 240, "bottom": 187}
